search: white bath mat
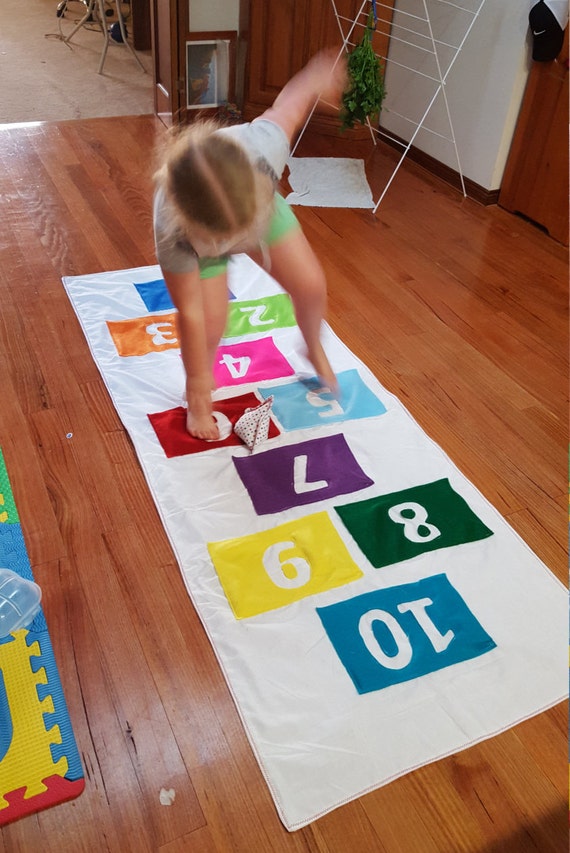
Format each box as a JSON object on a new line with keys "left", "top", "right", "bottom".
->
{"left": 286, "top": 157, "right": 374, "bottom": 208}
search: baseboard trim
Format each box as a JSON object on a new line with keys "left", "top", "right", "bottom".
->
{"left": 379, "top": 128, "right": 500, "bottom": 206}
{"left": 303, "top": 118, "right": 501, "bottom": 206}
{"left": 258, "top": 106, "right": 501, "bottom": 207}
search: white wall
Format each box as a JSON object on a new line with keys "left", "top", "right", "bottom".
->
{"left": 380, "top": 0, "right": 531, "bottom": 190}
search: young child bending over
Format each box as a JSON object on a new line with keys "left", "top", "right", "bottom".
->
{"left": 153, "top": 50, "right": 347, "bottom": 440}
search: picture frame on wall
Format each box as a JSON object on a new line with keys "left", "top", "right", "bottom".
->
{"left": 186, "top": 33, "right": 236, "bottom": 111}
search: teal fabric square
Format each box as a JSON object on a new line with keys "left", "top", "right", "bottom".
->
{"left": 317, "top": 574, "right": 497, "bottom": 694}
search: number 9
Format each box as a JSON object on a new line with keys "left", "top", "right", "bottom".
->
{"left": 262, "top": 541, "right": 311, "bottom": 589}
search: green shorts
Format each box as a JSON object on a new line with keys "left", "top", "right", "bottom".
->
{"left": 198, "top": 193, "right": 300, "bottom": 280}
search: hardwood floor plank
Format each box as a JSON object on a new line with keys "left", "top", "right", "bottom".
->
{"left": 101, "top": 525, "right": 309, "bottom": 852}
{"left": 507, "top": 496, "right": 567, "bottom": 579}
{"left": 159, "top": 825, "right": 220, "bottom": 853}
{"left": 308, "top": 802, "right": 387, "bottom": 853}
{"left": 363, "top": 779, "right": 451, "bottom": 853}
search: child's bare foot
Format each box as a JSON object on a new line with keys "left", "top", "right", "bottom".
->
{"left": 187, "top": 411, "right": 220, "bottom": 441}
{"left": 307, "top": 343, "right": 339, "bottom": 396}
{"left": 186, "top": 389, "right": 220, "bottom": 440}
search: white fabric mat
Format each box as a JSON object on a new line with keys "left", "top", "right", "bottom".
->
{"left": 63, "top": 258, "right": 567, "bottom": 831}
{"left": 286, "top": 157, "right": 374, "bottom": 208}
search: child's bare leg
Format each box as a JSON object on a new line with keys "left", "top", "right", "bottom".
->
{"left": 201, "top": 271, "right": 229, "bottom": 380}
{"left": 162, "top": 265, "right": 229, "bottom": 440}
{"left": 186, "top": 271, "right": 229, "bottom": 439}
{"left": 267, "top": 229, "right": 337, "bottom": 391}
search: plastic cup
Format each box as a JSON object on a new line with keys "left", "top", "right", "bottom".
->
{"left": 0, "top": 568, "right": 42, "bottom": 637}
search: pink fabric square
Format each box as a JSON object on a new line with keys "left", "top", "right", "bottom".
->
{"left": 213, "top": 337, "right": 295, "bottom": 388}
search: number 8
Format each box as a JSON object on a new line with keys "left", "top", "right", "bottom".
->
{"left": 388, "top": 502, "right": 441, "bottom": 543}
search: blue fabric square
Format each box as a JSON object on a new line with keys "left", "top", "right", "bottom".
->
{"left": 258, "top": 370, "right": 386, "bottom": 431}
{"left": 317, "top": 574, "right": 496, "bottom": 694}
{"left": 134, "top": 279, "right": 174, "bottom": 312}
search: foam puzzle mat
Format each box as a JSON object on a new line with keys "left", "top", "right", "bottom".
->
{"left": 63, "top": 257, "right": 567, "bottom": 831}
{"left": 0, "top": 450, "right": 84, "bottom": 826}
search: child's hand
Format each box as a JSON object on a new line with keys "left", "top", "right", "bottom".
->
{"left": 307, "top": 49, "right": 348, "bottom": 105}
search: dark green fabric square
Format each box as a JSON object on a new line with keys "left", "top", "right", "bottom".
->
{"left": 335, "top": 478, "right": 493, "bottom": 568}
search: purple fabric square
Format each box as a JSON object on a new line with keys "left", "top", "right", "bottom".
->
{"left": 233, "top": 433, "right": 374, "bottom": 515}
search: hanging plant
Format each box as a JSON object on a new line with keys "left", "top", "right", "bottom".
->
{"left": 341, "top": 10, "right": 386, "bottom": 131}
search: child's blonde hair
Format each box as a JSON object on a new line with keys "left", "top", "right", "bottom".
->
{"left": 154, "top": 120, "right": 274, "bottom": 248}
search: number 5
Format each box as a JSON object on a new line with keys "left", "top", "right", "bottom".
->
{"left": 306, "top": 388, "right": 344, "bottom": 418}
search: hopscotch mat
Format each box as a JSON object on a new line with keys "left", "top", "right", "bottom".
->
{"left": 63, "top": 257, "right": 567, "bottom": 831}
{"left": 0, "top": 450, "right": 84, "bottom": 825}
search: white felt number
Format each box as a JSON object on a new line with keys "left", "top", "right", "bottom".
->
{"left": 358, "top": 598, "right": 454, "bottom": 670}
{"left": 293, "top": 455, "right": 328, "bottom": 494}
{"left": 387, "top": 501, "right": 441, "bottom": 543}
{"left": 210, "top": 412, "right": 233, "bottom": 441}
{"left": 397, "top": 598, "right": 454, "bottom": 653}
{"left": 219, "top": 353, "right": 251, "bottom": 379}
{"left": 239, "top": 305, "right": 274, "bottom": 326}
{"left": 262, "top": 541, "right": 311, "bottom": 589}
{"left": 305, "top": 389, "right": 344, "bottom": 419}
{"left": 146, "top": 322, "right": 177, "bottom": 346}
{"left": 359, "top": 609, "right": 411, "bottom": 669}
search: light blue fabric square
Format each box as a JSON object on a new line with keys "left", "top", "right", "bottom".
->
{"left": 258, "top": 370, "right": 386, "bottom": 430}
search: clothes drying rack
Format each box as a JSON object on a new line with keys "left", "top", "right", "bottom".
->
{"left": 292, "top": 0, "right": 487, "bottom": 212}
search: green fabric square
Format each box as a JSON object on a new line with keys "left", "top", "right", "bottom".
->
{"left": 224, "top": 294, "right": 296, "bottom": 338}
{"left": 335, "top": 478, "right": 493, "bottom": 568}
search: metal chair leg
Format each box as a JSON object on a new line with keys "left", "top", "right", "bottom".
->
{"left": 97, "top": 0, "right": 146, "bottom": 74}
{"left": 64, "top": 0, "right": 101, "bottom": 44}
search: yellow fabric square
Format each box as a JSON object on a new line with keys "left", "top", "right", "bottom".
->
{"left": 208, "top": 512, "right": 363, "bottom": 619}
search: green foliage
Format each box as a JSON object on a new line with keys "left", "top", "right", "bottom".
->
{"left": 341, "top": 17, "right": 386, "bottom": 131}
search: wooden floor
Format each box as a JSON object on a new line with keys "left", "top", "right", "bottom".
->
{"left": 0, "top": 114, "right": 567, "bottom": 853}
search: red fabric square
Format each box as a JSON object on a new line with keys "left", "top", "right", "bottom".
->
{"left": 148, "top": 393, "right": 281, "bottom": 457}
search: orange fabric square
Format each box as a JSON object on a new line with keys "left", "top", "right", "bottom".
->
{"left": 107, "top": 313, "right": 179, "bottom": 356}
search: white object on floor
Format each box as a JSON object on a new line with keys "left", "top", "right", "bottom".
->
{"left": 285, "top": 157, "right": 374, "bottom": 208}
